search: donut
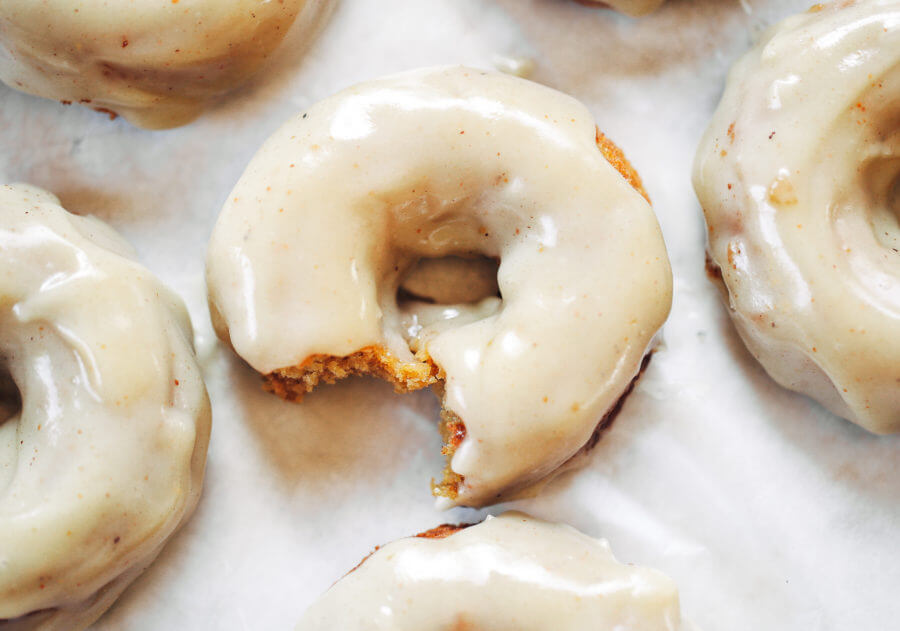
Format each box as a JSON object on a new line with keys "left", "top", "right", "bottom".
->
{"left": 576, "top": 0, "right": 667, "bottom": 17}
{"left": 206, "top": 66, "right": 673, "bottom": 507}
{"left": 296, "top": 512, "right": 684, "bottom": 630}
{"left": 0, "top": 184, "right": 211, "bottom": 628}
{"left": 693, "top": 0, "right": 900, "bottom": 434}
{"left": 0, "top": 0, "right": 310, "bottom": 129}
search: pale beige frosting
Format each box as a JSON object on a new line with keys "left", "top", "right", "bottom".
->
{"left": 296, "top": 512, "right": 684, "bottom": 631}
{"left": 0, "top": 184, "right": 211, "bottom": 629}
{"left": 206, "top": 66, "right": 673, "bottom": 507}
{"left": 694, "top": 0, "right": 900, "bottom": 434}
{"left": 0, "top": 0, "right": 307, "bottom": 129}
{"left": 588, "top": 0, "right": 666, "bottom": 17}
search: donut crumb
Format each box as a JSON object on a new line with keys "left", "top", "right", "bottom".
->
{"left": 432, "top": 408, "right": 467, "bottom": 500}
{"left": 415, "top": 522, "right": 470, "bottom": 539}
{"left": 595, "top": 128, "right": 651, "bottom": 203}
{"left": 264, "top": 345, "right": 439, "bottom": 400}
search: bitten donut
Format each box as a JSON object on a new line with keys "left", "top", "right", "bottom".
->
{"left": 296, "top": 512, "right": 685, "bottom": 630}
{"left": 207, "top": 66, "right": 672, "bottom": 508}
{"left": 578, "top": 0, "right": 666, "bottom": 17}
{"left": 0, "top": 0, "right": 311, "bottom": 129}
{"left": 694, "top": 0, "right": 900, "bottom": 434}
{"left": 0, "top": 184, "right": 211, "bottom": 629}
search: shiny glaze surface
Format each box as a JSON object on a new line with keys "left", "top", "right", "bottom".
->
{"left": 206, "top": 66, "right": 672, "bottom": 507}
{"left": 0, "top": 0, "right": 306, "bottom": 129}
{"left": 0, "top": 184, "right": 211, "bottom": 629}
{"left": 694, "top": 0, "right": 900, "bottom": 433}
{"left": 296, "top": 512, "right": 683, "bottom": 631}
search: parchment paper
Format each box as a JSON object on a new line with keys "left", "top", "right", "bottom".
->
{"left": 1, "top": 1, "right": 898, "bottom": 629}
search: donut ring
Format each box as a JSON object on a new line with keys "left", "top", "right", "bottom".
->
{"left": 0, "top": 185, "right": 211, "bottom": 628}
{"left": 206, "top": 66, "right": 673, "bottom": 507}
{"left": 575, "top": 0, "right": 667, "bottom": 17}
{"left": 296, "top": 512, "right": 684, "bottom": 630}
{"left": 0, "top": 0, "right": 309, "bottom": 129}
{"left": 694, "top": 0, "right": 900, "bottom": 433}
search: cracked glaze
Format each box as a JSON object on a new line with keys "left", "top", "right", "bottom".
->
{"left": 694, "top": 0, "right": 900, "bottom": 433}
{"left": 206, "top": 66, "right": 672, "bottom": 507}
{"left": 296, "top": 512, "right": 683, "bottom": 631}
{"left": 0, "top": 0, "right": 307, "bottom": 128}
{"left": 0, "top": 184, "right": 210, "bottom": 629}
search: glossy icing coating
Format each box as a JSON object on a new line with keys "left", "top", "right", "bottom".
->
{"left": 296, "top": 512, "right": 684, "bottom": 631}
{"left": 694, "top": 0, "right": 900, "bottom": 434}
{"left": 206, "top": 66, "right": 672, "bottom": 507}
{"left": 0, "top": 184, "right": 211, "bottom": 629}
{"left": 0, "top": 0, "right": 307, "bottom": 129}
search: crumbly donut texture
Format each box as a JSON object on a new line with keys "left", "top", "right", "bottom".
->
{"left": 0, "top": 0, "right": 307, "bottom": 129}
{"left": 206, "top": 66, "right": 672, "bottom": 508}
{"left": 579, "top": 0, "right": 667, "bottom": 17}
{"left": 296, "top": 512, "right": 684, "bottom": 630}
{"left": 0, "top": 184, "right": 211, "bottom": 629}
{"left": 694, "top": 0, "right": 900, "bottom": 434}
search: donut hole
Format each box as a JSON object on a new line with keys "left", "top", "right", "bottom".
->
{"left": 861, "top": 154, "right": 900, "bottom": 250}
{"left": 0, "top": 365, "right": 19, "bottom": 424}
{"left": 887, "top": 169, "right": 900, "bottom": 238}
{"left": 393, "top": 254, "right": 504, "bottom": 368}
{"left": 398, "top": 255, "right": 500, "bottom": 305}
{"left": 0, "top": 364, "right": 21, "bottom": 493}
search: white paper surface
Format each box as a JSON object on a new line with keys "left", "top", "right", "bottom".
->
{"left": 1, "top": 1, "right": 898, "bottom": 629}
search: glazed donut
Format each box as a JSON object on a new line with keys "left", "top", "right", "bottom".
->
{"left": 0, "top": 184, "right": 211, "bottom": 629}
{"left": 694, "top": 0, "right": 900, "bottom": 434}
{"left": 296, "top": 512, "right": 684, "bottom": 630}
{"left": 206, "top": 66, "right": 673, "bottom": 507}
{"left": 577, "top": 0, "right": 666, "bottom": 17}
{"left": 0, "top": 0, "right": 310, "bottom": 129}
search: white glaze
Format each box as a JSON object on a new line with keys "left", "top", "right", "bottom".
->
{"left": 694, "top": 0, "right": 900, "bottom": 434}
{"left": 206, "top": 66, "right": 673, "bottom": 507}
{"left": 296, "top": 512, "right": 684, "bottom": 631}
{"left": 590, "top": 0, "right": 666, "bottom": 17}
{"left": 0, "top": 0, "right": 308, "bottom": 129}
{"left": 0, "top": 184, "right": 211, "bottom": 629}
